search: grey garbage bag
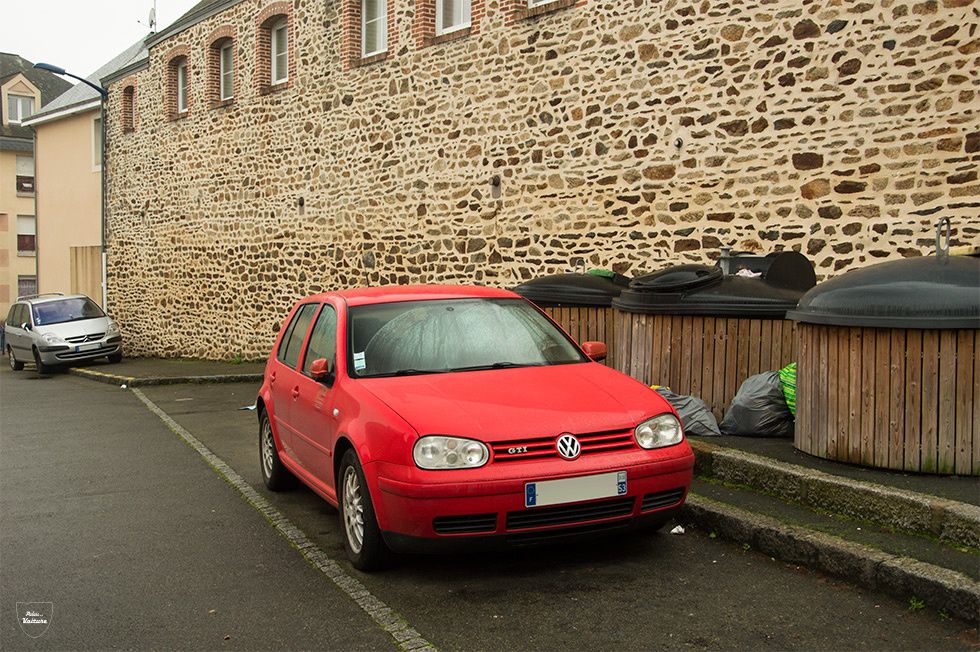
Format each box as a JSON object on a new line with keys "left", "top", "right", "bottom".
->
{"left": 720, "top": 371, "right": 794, "bottom": 437}
{"left": 653, "top": 387, "right": 721, "bottom": 437}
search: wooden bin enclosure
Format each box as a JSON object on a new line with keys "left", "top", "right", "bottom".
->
{"left": 612, "top": 313, "right": 797, "bottom": 420}
{"left": 796, "top": 325, "right": 978, "bottom": 475}
{"left": 544, "top": 306, "right": 616, "bottom": 368}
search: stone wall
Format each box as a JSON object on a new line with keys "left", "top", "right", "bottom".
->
{"left": 105, "top": 0, "right": 980, "bottom": 359}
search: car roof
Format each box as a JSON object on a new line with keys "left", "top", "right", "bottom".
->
{"left": 303, "top": 284, "right": 521, "bottom": 307}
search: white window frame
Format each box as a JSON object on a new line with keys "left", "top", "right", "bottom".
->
{"left": 220, "top": 42, "right": 234, "bottom": 100}
{"left": 436, "top": 0, "right": 471, "bottom": 36}
{"left": 361, "top": 0, "right": 387, "bottom": 58}
{"left": 176, "top": 61, "right": 188, "bottom": 114}
{"left": 92, "top": 116, "right": 103, "bottom": 171}
{"left": 527, "top": 0, "right": 555, "bottom": 7}
{"left": 271, "top": 19, "right": 289, "bottom": 84}
{"left": 7, "top": 94, "right": 34, "bottom": 125}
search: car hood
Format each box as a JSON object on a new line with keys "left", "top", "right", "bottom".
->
{"left": 34, "top": 317, "right": 110, "bottom": 339}
{"left": 358, "top": 363, "right": 672, "bottom": 441}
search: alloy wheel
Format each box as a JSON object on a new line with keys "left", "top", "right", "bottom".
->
{"left": 261, "top": 418, "right": 275, "bottom": 479}
{"left": 343, "top": 466, "right": 365, "bottom": 554}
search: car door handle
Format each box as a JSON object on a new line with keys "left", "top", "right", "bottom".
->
{"left": 291, "top": 386, "right": 300, "bottom": 399}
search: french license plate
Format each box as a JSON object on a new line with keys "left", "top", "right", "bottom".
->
{"left": 76, "top": 342, "right": 100, "bottom": 352}
{"left": 525, "top": 471, "right": 627, "bottom": 508}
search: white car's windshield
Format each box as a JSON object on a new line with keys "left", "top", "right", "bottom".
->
{"left": 348, "top": 298, "right": 587, "bottom": 378}
{"left": 32, "top": 298, "right": 104, "bottom": 326}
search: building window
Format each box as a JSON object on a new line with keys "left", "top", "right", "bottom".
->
{"left": 362, "top": 0, "right": 387, "bottom": 57}
{"left": 220, "top": 42, "right": 234, "bottom": 99}
{"left": 7, "top": 94, "right": 34, "bottom": 124}
{"left": 122, "top": 86, "right": 136, "bottom": 132}
{"left": 18, "top": 276, "right": 37, "bottom": 299}
{"left": 176, "top": 61, "right": 189, "bottom": 113}
{"left": 436, "top": 0, "right": 470, "bottom": 35}
{"left": 17, "top": 216, "right": 36, "bottom": 255}
{"left": 271, "top": 19, "right": 288, "bottom": 84}
{"left": 92, "top": 117, "right": 103, "bottom": 170}
{"left": 16, "top": 155, "right": 34, "bottom": 194}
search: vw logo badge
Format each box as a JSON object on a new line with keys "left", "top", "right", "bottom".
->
{"left": 556, "top": 434, "right": 581, "bottom": 460}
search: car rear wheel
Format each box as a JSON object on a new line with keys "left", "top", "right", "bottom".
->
{"left": 8, "top": 348, "right": 23, "bottom": 371}
{"left": 259, "top": 411, "right": 294, "bottom": 491}
{"left": 338, "top": 449, "right": 390, "bottom": 571}
{"left": 32, "top": 348, "right": 52, "bottom": 375}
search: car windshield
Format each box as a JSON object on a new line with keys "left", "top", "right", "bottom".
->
{"left": 348, "top": 298, "right": 587, "bottom": 378}
{"left": 32, "top": 298, "right": 104, "bottom": 326}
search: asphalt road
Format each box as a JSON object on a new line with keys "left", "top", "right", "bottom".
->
{"left": 1, "top": 368, "right": 976, "bottom": 650}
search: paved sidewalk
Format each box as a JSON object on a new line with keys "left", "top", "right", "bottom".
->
{"left": 67, "top": 357, "right": 265, "bottom": 387}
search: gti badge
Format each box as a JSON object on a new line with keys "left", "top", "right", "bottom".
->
{"left": 556, "top": 433, "right": 581, "bottom": 460}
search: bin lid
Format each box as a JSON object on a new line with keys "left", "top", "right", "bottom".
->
{"left": 613, "top": 276, "right": 804, "bottom": 318}
{"left": 628, "top": 264, "right": 723, "bottom": 292}
{"left": 787, "top": 256, "right": 980, "bottom": 329}
{"left": 512, "top": 273, "right": 630, "bottom": 307}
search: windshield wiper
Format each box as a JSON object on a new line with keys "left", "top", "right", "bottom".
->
{"left": 448, "top": 362, "right": 534, "bottom": 372}
{"left": 371, "top": 368, "right": 448, "bottom": 378}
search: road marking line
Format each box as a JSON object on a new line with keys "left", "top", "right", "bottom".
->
{"left": 132, "top": 388, "right": 437, "bottom": 652}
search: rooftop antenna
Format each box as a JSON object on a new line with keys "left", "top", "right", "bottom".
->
{"left": 138, "top": 0, "right": 158, "bottom": 32}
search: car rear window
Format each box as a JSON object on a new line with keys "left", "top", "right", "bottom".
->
{"left": 32, "top": 298, "right": 104, "bottom": 326}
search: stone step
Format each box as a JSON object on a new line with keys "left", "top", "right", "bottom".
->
{"left": 689, "top": 438, "right": 980, "bottom": 551}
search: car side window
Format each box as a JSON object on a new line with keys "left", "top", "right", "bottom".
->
{"left": 14, "top": 304, "right": 27, "bottom": 327}
{"left": 302, "top": 305, "right": 338, "bottom": 375}
{"left": 5, "top": 305, "right": 16, "bottom": 326}
{"left": 277, "top": 303, "right": 318, "bottom": 369}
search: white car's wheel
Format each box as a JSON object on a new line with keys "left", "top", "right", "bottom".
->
{"left": 8, "top": 348, "right": 23, "bottom": 371}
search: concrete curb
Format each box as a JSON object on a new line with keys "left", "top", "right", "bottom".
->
{"left": 68, "top": 367, "right": 264, "bottom": 387}
{"left": 681, "top": 494, "right": 980, "bottom": 623}
{"left": 690, "top": 439, "right": 980, "bottom": 550}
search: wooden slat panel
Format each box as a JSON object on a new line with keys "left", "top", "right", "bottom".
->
{"left": 954, "top": 330, "right": 974, "bottom": 475}
{"left": 825, "top": 326, "right": 838, "bottom": 460}
{"left": 659, "top": 315, "right": 672, "bottom": 389}
{"left": 700, "top": 318, "right": 714, "bottom": 409}
{"left": 748, "top": 319, "right": 762, "bottom": 375}
{"left": 874, "top": 330, "right": 891, "bottom": 468}
{"left": 725, "top": 319, "right": 739, "bottom": 415}
{"left": 904, "top": 330, "right": 922, "bottom": 472}
{"left": 836, "top": 328, "right": 850, "bottom": 461}
{"left": 888, "top": 330, "right": 906, "bottom": 470}
{"left": 784, "top": 321, "right": 796, "bottom": 366}
{"left": 735, "top": 319, "right": 749, "bottom": 394}
{"left": 938, "top": 331, "right": 957, "bottom": 474}
{"left": 679, "top": 317, "right": 693, "bottom": 394}
{"left": 797, "top": 326, "right": 812, "bottom": 454}
{"left": 759, "top": 320, "right": 773, "bottom": 373}
{"left": 920, "top": 331, "right": 940, "bottom": 473}
{"left": 848, "top": 329, "right": 863, "bottom": 464}
{"left": 974, "top": 330, "right": 980, "bottom": 476}
{"left": 690, "top": 316, "right": 704, "bottom": 399}
{"left": 861, "top": 329, "right": 876, "bottom": 466}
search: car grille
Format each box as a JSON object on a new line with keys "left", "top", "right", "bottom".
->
{"left": 491, "top": 428, "right": 635, "bottom": 463}
{"left": 640, "top": 488, "right": 685, "bottom": 512}
{"left": 433, "top": 513, "right": 497, "bottom": 535}
{"left": 54, "top": 345, "right": 117, "bottom": 360}
{"left": 64, "top": 332, "right": 105, "bottom": 344}
{"left": 506, "top": 496, "right": 635, "bottom": 531}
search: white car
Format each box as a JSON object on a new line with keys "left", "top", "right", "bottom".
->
{"left": 4, "top": 293, "right": 122, "bottom": 374}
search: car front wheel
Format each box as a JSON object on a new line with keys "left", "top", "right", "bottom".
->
{"left": 8, "top": 348, "right": 23, "bottom": 371}
{"left": 33, "top": 348, "right": 52, "bottom": 375}
{"left": 108, "top": 352, "right": 123, "bottom": 363}
{"left": 338, "top": 449, "right": 390, "bottom": 571}
{"left": 259, "top": 411, "right": 294, "bottom": 491}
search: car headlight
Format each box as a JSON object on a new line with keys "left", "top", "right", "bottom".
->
{"left": 41, "top": 332, "right": 65, "bottom": 345}
{"left": 634, "top": 414, "right": 683, "bottom": 449}
{"left": 106, "top": 320, "right": 120, "bottom": 336}
{"left": 413, "top": 436, "right": 489, "bottom": 470}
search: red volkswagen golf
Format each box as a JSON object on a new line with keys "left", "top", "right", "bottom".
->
{"left": 257, "top": 286, "right": 694, "bottom": 570}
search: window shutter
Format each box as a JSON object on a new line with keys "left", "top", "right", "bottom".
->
{"left": 16, "top": 156, "right": 34, "bottom": 176}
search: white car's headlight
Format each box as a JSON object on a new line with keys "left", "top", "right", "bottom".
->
{"left": 41, "top": 332, "right": 65, "bottom": 345}
{"left": 106, "top": 320, "right": 120, "bottom": 336}
{"left": 634, "top": 414, "right": 683, "bottom": 449}
{"left": 413, "top": 436, "right": 489, "bottom": 470}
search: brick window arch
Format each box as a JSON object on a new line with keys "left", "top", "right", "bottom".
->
{"left": 207, "top": 26, "right": 238, "bottom": 106}
{"left": 165, "top": 47, "right": 192, "bottom": 121}
{"left": 256, "top": 2, "right": 294, "bottom": 95}
{"left": 121, "top": 83, "right": 136, "bottom": 132}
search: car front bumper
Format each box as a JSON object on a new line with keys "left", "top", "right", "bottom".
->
{"left": 37, "top": 337, "right": 122, "bottom": 365}
{"left": 371, "top": 445, "right": 695, "bottom": 552}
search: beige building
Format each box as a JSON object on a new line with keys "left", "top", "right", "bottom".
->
{"left": 0, "top": 53, "right": 71, "bottom": 317}
{"left": 103, "top": 0, "right": 980, "bottom": 359}
{"left": 24, "top": 41, "right": 147, "bottom": 309}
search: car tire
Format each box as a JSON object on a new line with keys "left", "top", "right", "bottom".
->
{"left": 259, "top": 410, "right": 294, "bottom": 491}
{"left": 107, "top": 352, "right": 123, "bottom": 364}
{"left": 8, "top": 348, "right": 24, "bottom": 371}
{"left": 33, "top": 348, "right": 52, "bottom": 375}
{"left": 338, "top": 448, "right": 391, "bottom": 571}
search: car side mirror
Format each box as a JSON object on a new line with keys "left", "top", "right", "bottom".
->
{"left": 581, "top": 341, "right": 607, "bottom": 361}
{"left": 310, "top": 358, "right": 333, "bottom": 384}
{"left": 20, "top": 322, "right": 31, "bottom": 332}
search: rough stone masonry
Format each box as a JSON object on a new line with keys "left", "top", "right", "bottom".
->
{"left": 104, "top": 0, "right": 979, "bottom": 359}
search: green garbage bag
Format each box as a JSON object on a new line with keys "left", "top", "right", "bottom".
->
{"left": 779, "top": 362, "right": 797, "bottom": 417}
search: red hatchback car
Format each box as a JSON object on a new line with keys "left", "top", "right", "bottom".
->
{"left": 257, "top": 285, "right": 694, "bottom": 570}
